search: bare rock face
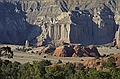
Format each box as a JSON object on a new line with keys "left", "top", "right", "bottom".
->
{"left": 53, "top": 48, "right": 67, "bottom": 57}
{"left": 53, "top": 45, "right": 100, "bottom": 57}
{"left": 53, "top": 45, "right": 74, "bottom": 57}
{"left": 0, "top": 0, "right": 119, "bottom": 46}
{"left": 72, "top": 45, "right": 86, "bottom": 57}
{"left": 82, "top": 53, "right": 120, "bottom": 70}
{"left": 37, "top": 39, "right": 47, "bottom": 47}
{"left": 41, "top": 46, "right": 55, "bottom": 54}
{"left": 60, "top": 41, "right": 70, "bottom": 46}
{"left": 25, "top": 40, "right": 29, "bottom": 47}
{"left": 115, "top": 30, "right": 120, "bottom": 48}
{"left": 72, "top": 45, "right": 100, "bottom": 57}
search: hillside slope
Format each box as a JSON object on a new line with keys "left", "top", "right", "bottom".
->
{"left": 0, "top": 0, "right": 119, "bottom": 46}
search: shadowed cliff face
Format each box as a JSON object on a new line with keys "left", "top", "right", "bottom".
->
{"left": 0, "top": 0, "right": 119, "bottom": 46}
{"left": 70, "top": 5, "right": 118, "bottom": 45}
{"left": 0, "top": 1, "right": 42, "bottom": 45}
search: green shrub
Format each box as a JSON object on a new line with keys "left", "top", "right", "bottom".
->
{"left": 102, "top": 56, "right": 116, "bottom": 68}
{"left": 57, "top": 59, "right": 62, "bottom": 64}
{"left": 94, "top": 56, "right": 100, "bottom": 59}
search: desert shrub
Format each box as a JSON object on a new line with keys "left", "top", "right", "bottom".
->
{"left": 94, "top": 56, "right": 100, "bottom": 59}
{"left": 101, "top": 54, "right": 106, "bottom": 58}
{"left": 16, "top": 46, "right": 32, "bottom": 52}
{"left": 0, "top": 56, "right": 120, "bottom": 79}
{"left": 75, "top": 63, "right": 85, "bottom": 70}
{"left": 87, "top": 70, "right": 111, "bottom": 79}
{"left": 74, "top": 70, "right": 86, "bottom": 79}
{"left": 43, "top": 56, "right": 46, "bottom": 58}
{"left": 80, "top": 59, "right": 84, "bottom": 61}
{"left": 0, "top": 46, "right": 14, "bottom": 58}
{"left": 39, "top": 60, "right": 52, "bottom": 66}
{"left": 57, "top": 59, "right": 62, "bottom": 64}
{"left": 102, "top": 56, "right": 116, "bottom": 68}
{"left": 115, "top": 46, "right": 119, "bottom": 49}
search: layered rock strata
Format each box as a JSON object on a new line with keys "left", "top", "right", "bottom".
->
{"left": 0, "top": 0, "right": 119, "bottom": 46}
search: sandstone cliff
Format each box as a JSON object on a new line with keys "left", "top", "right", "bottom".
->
{"left": 0, "top": 0, "right": 120, "bottom": 46}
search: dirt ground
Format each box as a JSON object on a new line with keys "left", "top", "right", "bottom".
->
{"left": 0, "top": 44, "right": 120, "bottom": 64}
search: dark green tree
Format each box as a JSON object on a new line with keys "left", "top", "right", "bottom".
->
{"left": 63, "top": 62, "right": 75, "bottom": 79}
{"left": 102, "top": 56, "right": 116, "bottom": 68}
{"left": 87, "top": 70, "right": 111, "bottom": 79}
{"left": 45, "top": 65, "right": 65, "bottom": 79}
{"left": 74, "top": 70, "right": 86, "bottom": 79}
{"left": 57, "top": 59, "right": 62, "bottom": 64}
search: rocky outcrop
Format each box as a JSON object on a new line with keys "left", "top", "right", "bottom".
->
{"left": 72, "top": 45, "right": 100, "bottom": 57}
{"left": 53, "top": 45, "right": 74, "bottom": 57}
{"left": 82, "top": 53, "right": 120, "bottom": 70}
{"left": 37, "top": 39, "right": 47, "bottom": 47}
{"left": 53, "top": 45, "right": 100, "bottom": 57}
{"left": 0, "top": 0, "right": 119, "bottom": 46}
{"left": 60, "top": 41, "right": 70, "bottom": 46}
{"left": 25, "top": 40, "right": 29, "bottom": 47}
{"left": 40, "top": 46, "right": 55, "bottom": 54}
{"left": 27, "top": 46, "right": 55, "bottom": 54}
{"left": 115, "top": 24, "right": 120, "bottom": 48}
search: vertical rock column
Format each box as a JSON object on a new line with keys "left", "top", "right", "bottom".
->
{"left": 115, "top": 25, "right": 120, "bottom": 48}
{"left": 48, "top": 24, "right": 54, "bottom": 40}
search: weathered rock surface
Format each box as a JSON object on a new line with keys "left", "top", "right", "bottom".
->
{"left": 72, "top": 45, "right": 100, "bottom": 57}
{"left": 115, "top": 26, "right": 120, "bottom": 48}
{"left": 82, "top": 53, "right": 120, "bottom": 70}
{"left": 0, "top": 0, "right": 119, "bottom": 46}
{"left": 53, "top": 45, "right": 75, "bottom": 57}
{"left": 53, "top": 45, "right": 100, "bottom": 57}
{"left": 40, "top": 46, "right": 55, "bottom": 54}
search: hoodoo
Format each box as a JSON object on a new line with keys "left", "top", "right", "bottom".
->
{"left": 0, "top": 0, "right": 119, "bottom": 47}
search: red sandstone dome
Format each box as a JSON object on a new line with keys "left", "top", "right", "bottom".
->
{"left": 53, "top": 45, "right": 75, "bottom": 57}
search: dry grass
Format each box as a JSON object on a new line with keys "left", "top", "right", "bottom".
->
{"left": 0, "top": 44, "right": 119, "bottom": 64}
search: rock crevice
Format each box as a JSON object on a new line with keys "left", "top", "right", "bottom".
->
{"left": 0, "top": 0, "right": 119, "bottom": 47}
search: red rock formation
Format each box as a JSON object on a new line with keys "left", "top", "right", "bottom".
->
{"left": 60, "top": 41, "right": 70, "bottom": 46}
{"left": 53, "top": 47, "right": 67, "bottom": 57}
{"left": 37, "top": 40, "right": 47, "bottom": 47}
{"left": 72, "top": 45, "right": 86, "bottom": 57}
{"left": 53, "top": 46, "right": 74, "bottom": 57}
{"left": 88, "top": 45, "right": 101, "bottom": 57}
{"left": 53, "top": 45, "right": 100, "bottom": 57}
{"left": 72, "top": 45, "right": 100, "bottom": 57}
{"left": 41, "top": 47, "right": 55, "bottom": 54}
{"left": 82, "top": 53, "right": 120, "bottom": 70}
{"left": 113, "top": 53, "right": 120, "bottom": 67}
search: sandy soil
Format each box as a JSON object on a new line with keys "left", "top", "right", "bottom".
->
{"left": 0, "top": 44, "right": 120, "bottom": 64}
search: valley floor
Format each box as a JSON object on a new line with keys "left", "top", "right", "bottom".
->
{"left": 0, "top": 44, "right": 120, "bottom": 64}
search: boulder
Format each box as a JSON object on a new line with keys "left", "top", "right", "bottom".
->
{"left": 60, "top": 41, "right": 70, "bottom": 46}
{"left": 37, "top": 40, "right": 47, "bottom": 47}
{"left": 41, "top": 46, "right": 55, "bottom": 54}
{"left": 52, "top": 48, "right": 67, "bottom": 57}
{"left": 53, "top": 46, "right": 74, "bottom": 57}
{"left": 111, "top": 38, "right": 116, "bottom": 47}
{"left": 72, "top": 45, "right": 85, "bottom": 57}
{"left": 72, "top": 45, "right": 100, "bottom": 57}
{"left": 53, "top": 45, "right": 100, "bottom": 57}
{"left": 88, "top": 46, "right": 101, "bottom": 57}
